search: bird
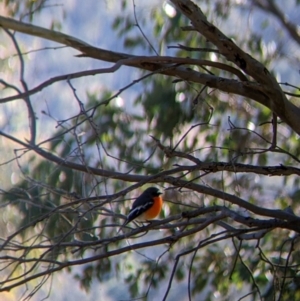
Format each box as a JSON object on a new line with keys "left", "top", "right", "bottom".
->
{"left": 120, "top": 187, "right": 163, "bottom": 231}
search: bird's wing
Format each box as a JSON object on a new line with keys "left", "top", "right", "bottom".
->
{"left": 127, "top": 195, "right": 154, "bottom": 223}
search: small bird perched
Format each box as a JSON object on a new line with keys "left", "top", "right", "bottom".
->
{"left": 121, "top": 187, "right": 163, "bottom": 229}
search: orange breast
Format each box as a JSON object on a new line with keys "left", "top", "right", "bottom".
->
{"left": 139, "top": 196, "right": 163, "bottom": 220}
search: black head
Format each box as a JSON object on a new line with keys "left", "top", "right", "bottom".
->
{"left": 143, "top": 187, "right": 162, "bottom": 197}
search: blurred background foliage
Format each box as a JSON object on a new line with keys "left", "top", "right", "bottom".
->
{"left": 1, "top": 0, "right": 300, "bottom": 300}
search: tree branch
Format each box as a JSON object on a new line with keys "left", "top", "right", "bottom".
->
{"left": 170, "top": 0, "right": 300, "bottom": 134}
{"left": 1, "top": 14, "right": 300, "bottom": 134}
{"left": 252, "top": 0, "right": 300, "bottom": 45}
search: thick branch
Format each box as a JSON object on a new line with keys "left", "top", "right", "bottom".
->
{"left": 1, "top": 130, "right": 300, "bottom": 225}
{"left": 0, "top": 56, "right": 249, "bottom": 103}
{"left": 2, "top": 130, "right": 300, "bottom": 182}
{"left": 1, "top": 15, "right": 300, "bottom": 134}
{"left": 170, "top": 0, "right": 300, "bottom": 134}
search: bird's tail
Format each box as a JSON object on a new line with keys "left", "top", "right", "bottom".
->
{"left": 117, "top": 219, "right": 129, "bottom": 234}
